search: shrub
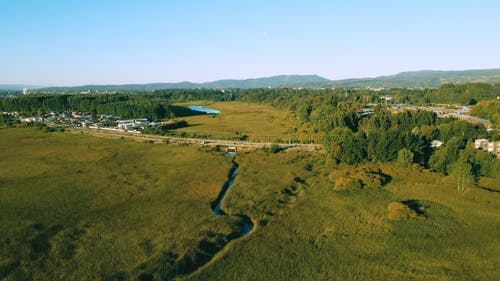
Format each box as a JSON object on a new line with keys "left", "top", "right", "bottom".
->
{"left": 387, "top": 201, "right": 425, "bottom": 220}
{"left": 42, "top": 126, "right": 55, "bottom": 133}
{"left": 267, "top": 143, "right": 281, "bottom": 154}
{"left": 396, "top": 148, "right": 414, "bottom": 167}
{"left": 329, "top": 164, "right": 390, "bottom": 191}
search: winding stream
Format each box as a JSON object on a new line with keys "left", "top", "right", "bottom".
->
{"left": 212, "top": 159, "right": 254, "bottom": 234}
{"left": 175, "top": 157, "right": 255, "bottom": 279}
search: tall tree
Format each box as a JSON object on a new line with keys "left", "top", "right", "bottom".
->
{"left": 450, "top": 158, "right": 475, "bottom": 191}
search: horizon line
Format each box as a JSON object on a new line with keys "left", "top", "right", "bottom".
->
{"left": 2, "top": 67, "right": 500, "bottom": 88}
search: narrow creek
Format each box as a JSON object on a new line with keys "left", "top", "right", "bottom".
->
{"left": 211, "top": 158, "right": 254, "bottom": 234}
{"left": 176, "top": 157, "right": 255, "bottom": 279}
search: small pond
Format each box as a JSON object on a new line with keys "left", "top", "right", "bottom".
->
{"left": 188, "top": 105, "right": 221, "bottom": 114}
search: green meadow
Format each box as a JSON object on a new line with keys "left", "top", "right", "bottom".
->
{"left": 189, "top": 152, "right": 499, "bottom": 281}
{"left": 173, "top": 102, "right": 299, "bottom": 142}
{"left": 0, "top": 128, "right": 238, "bottom": 280}
{"left": 1, "top": 128, "right": 499, "bottom": 281}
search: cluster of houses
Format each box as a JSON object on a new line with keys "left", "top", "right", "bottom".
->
{"left": 4, "top": 111, "right": 158, "bottom": 133}
{"left": 116, "top": 119, "right": 159, "bottom": 131}
{"left": 474, "top": 139, "right": 500, "bottom": 157}
{"left": 26, "top": 111, "right": 121, "bottom": 128}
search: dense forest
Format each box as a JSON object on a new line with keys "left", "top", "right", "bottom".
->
{"left": 0, "top": 94, "right": 175, "bottom": 121}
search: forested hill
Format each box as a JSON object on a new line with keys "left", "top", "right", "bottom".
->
{"left": 323, "top": 69, "right": 500, "bottom": 89}
{"left": 34, "top": 75, "right": 329, "bottom": 92}
{"left": 17, "top": 69, "right": 500, "bottom": 92}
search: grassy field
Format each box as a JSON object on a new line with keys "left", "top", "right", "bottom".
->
{"left": 0, "top": 128, "right": 238, "bottom": 280}
{"left": 188, "top": 152, "right": 500, "bottom": 281}
{"left": 173, "top": 102, "right": 299, "bottom": 142}
{"left": 1, "top": 128, "right": 499, "bottom": 281}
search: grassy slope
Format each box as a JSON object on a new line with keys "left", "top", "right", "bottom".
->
{"left": 0, "top": 128, "right": 236, "bottom": 280}
{"left": 189, "top": 152, "right": 500, "bottom": 281}
{"left": 174, "top": 102, "right": 298, "bottom": 142}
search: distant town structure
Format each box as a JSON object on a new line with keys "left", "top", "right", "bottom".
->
{"left": 430, "top": 140, "right": 444, "bottom": 148}
{"left": 117, "top": 119, "right": 150, "bottom": 131}
{"left": 379, "top": 95, "right": 394, "bottom": 101}
{"left": 22, "top": 88, "right": 28, "bottom": 95}
{"left": 474, "top": 139, "right": 500, "bottom": 157}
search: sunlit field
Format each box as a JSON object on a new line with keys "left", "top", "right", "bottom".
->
{"left": 0, "top": 128, "right": 237, "bottom": 280}
{"left": 189, "top": 151, "right": 500, "bottom": 281}
{"left": 1, "top": 128, "right": 499, "bottom": 281}
{"left": 174, "top": 102, "right": 299, "bottom": 142}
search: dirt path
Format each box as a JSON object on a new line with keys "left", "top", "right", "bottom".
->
{"left": 69, "top": 128, "right": 323, "bottom": 151}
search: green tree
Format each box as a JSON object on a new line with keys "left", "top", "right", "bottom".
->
{"left": 323, "top": 127, "right": 367, "bottom": 165}
{"left": 396, "top": 148, "right": 414, "bottom": 167}
{"left": 450, "top": 158, "right": 475, "bottom": 191}
{"left": 429, "top": 137, "right": 464, "bottom": 174}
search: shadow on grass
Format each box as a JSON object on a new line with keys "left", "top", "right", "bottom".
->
{"left": 170, "top": 106, "right": 207, "bottom": 117}
{"left": 401, "top": 200, "right": 427, "bottom": 217}
{"left": 132, "top": 226, "right": 250, "bottom": 280}
{"left": 185, "top": 123, "right": 202, "bottom": 128}
{"left": 477, "top": 186, "right": 500, "bottom": 193}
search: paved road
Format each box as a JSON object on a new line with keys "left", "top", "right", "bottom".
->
{"left": 70, "top": 127, "right": 323, "bottom": 151}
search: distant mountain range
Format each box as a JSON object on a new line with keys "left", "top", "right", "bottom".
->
{"left": 323, "top": 69, "right": 500, "bottom": 89}
{"left": 31, "top": 75, "right": 330, "bottom": 92}
{"left": 0, "top": 84, "right": 43, "bottom": 91}
{"left": 2, "top": 69, "right": 500, "bottom": 92}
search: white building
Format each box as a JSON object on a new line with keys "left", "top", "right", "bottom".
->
{"left": 487, "top": 142, "right": 500, "bottom": 154}
{"left": 430, "top": 140, "right": 443, "bottom": 148}
{"left": 20, "top": 117, "right": 41, "bottom": 123}
{"left": 117, "top": 120, "right": 135, "bottom": 129}
{"left": 117, "top": 119, "right": 150, "bottom": 130}
{"left": 474, "top": 139, "right": 489, "bottom": 150}
{"left": 474, "top": 139, "right": 500, "bottom": 157}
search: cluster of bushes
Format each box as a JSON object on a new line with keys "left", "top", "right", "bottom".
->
{"left": 387, "top": 201, "right": 426, "bottom": 221}
{"left": 328, "top": 164, "right": 390, "bottom": 191}
{"left": 264, "top": 144, "right": 282, "bottom": 154}
{"left": 0, "top": 114, "right": 19, "bottom": 127}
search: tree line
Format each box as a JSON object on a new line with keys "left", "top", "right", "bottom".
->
{"left": 1, "top": 84, "right": 497, "bottom": 185}
{"left": 0, "top": 94, "right": 174, "bottom": 121}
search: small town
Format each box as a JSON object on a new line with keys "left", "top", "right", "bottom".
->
{"left": 1, "top": 110, "right": 160, "bottom": 133}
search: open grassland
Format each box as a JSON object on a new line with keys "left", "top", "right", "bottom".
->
{"left": 1, "top": 128, "right": 499, "bottom": 281}
{"left": 0, "top": 128, "right": 238, "bottom": 280}
{"left": 188, "top": 152, "right": 500, "bottom": 281}
{"left": 174, "top": 102, "right": 299, "bottom": 142}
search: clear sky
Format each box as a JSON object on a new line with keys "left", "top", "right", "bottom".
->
{"left": 1, "top": 0, "right": 499, "bottom": 86}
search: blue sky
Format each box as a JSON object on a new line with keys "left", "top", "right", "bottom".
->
{"left": 1, "top": 0, "right": 499, "bottom": 85}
